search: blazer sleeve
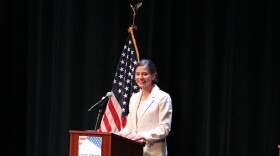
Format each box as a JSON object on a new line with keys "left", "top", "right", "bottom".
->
{"left": 142, "top": 93, "right": 173, "bottom": 144}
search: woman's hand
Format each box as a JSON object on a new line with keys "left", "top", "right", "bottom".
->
{"left": 126, "top": 134, "right": 146, "bottom": 143}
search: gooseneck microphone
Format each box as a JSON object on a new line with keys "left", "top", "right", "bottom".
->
{"left": 88, "top": 92, "right": 112, "bottom": 111}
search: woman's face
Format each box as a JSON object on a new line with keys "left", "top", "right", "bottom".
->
{"left": 135, "top": 66, "right": 155, "bottom": 89}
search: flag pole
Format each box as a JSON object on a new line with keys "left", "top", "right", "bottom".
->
{"left": 128, "top": 26, "right": 140, "bottom": 61}
{"left": 128, "top": 2, "right": 142, "bottom": 61}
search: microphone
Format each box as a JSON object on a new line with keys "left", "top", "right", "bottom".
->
{"left": 88, "top": 92, "right": 112, "bottom": 111}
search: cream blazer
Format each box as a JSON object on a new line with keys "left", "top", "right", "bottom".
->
{"left": 119, "top": 85, "right": 173, "bottom": 156}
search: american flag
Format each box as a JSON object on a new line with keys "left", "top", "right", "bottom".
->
{"left": 98, "top": 33, "right": 140, "bottom": 132}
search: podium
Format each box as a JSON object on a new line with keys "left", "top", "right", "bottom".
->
{"left": 278, "top": 145, "right": 280, "bottom": 156}
{"left": 69, "top": 130, "right": 144, "bottom": 156}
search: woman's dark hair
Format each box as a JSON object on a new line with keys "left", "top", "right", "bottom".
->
{"left": 135, "top": 59, "right": 159, "bottom": 84}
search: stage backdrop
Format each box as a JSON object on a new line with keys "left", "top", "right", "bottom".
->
{"left": 2, "top": 0, "right": 280, "bottom": 156}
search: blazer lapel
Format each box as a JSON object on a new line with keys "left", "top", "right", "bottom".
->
{"left": 136, "top": 85, "right": 160, "bottom": 125}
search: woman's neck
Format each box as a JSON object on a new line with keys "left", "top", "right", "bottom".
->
{"left": 141, "top": 84, "right": 154, "bottom": 100}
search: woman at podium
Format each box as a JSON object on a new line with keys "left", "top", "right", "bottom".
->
{"left": 117, "top": 59, "right": 173, "bottom": 156}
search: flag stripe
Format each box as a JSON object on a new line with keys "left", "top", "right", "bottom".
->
{"left": 102, "top": 113, "right": 111, "bottom": 132}
{"left": 107, "top": 98, "right": 121, "bottom": 131}
{"left": 121, "top": 116, "right": 127, "bottom": 128}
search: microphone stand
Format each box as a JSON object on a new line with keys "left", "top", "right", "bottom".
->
{"left": 93, "top": 99, "right": 109, "bottom": 131}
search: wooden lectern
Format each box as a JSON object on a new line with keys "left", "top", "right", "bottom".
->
{"left": 278, "top": 145, "right": 280, "bottom": 156}
{"left": 69, "top": 130, "right": 144, "bottom": 156}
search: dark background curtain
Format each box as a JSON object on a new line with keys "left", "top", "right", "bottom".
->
{"left": 2, "top": 0, "right": 280, "bottom": 155}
